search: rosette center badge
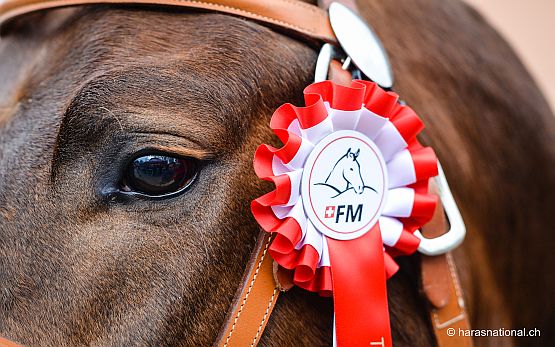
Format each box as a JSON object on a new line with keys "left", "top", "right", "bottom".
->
{"left": 302, "top": 130, "right": 388, "bottom": 240}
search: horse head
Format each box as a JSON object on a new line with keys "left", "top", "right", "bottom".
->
{"left": 341, "top": 148, "right": 364, "bottom": 194}
{"left": 0, "top": 1, "right": 553, "bottom": 346}
{"left": 0, "top": 7, "right": 323, "bottom": 345}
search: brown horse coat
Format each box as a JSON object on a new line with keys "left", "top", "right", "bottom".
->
{"left": 0, "top": 1, "right": 553, "bottom": 346}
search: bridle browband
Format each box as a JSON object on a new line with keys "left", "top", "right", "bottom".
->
{"left": 0, "top": 1, "right": 473, "bottom": 346}
{"left": 0, "top": 0, "right": 337, "bottom": 43}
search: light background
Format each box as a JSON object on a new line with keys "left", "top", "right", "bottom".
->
{"left": 465, "top": 0, "right": 555, "bottom": 111}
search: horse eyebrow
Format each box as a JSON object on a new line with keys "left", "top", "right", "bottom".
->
{"left": 49, "top": 66, "right": 252, "bottom": 180}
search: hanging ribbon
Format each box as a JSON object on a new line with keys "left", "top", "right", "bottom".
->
{"left": 251, "top": 80, "right": 438, "bottom": 346}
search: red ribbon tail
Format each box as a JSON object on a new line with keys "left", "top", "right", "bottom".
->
{"left": 328, "top": 225, "right": 393, "bottom": 347}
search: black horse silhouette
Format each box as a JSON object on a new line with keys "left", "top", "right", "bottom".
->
{"left": 314, "top": 148, "right": 377, "bottom": 198}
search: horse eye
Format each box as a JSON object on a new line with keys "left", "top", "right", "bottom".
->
{"left": 121, "top": 154, "right": 199, "bottom": 197}
{"left": 350, "top": 168, "right": 354, "bottom": 171}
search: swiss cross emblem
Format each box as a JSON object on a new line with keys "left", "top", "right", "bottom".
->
{"left": 324, "top": 206, "right": 336, "bottom": 218}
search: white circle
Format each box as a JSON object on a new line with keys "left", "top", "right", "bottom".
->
{"left": 301, "top": 130, "right": 388, "bottom": 240}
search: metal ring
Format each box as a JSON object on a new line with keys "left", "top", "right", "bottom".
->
{"left": 415, "top": 162, "right": 467, "bottom": 256}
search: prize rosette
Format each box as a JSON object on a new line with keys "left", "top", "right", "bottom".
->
{"left": 251, "top": 80, "right": 438, "bottom": 346}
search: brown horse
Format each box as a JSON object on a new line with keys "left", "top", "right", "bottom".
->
{"left": 0, "top": 1, "right": 553, "bottom": 346}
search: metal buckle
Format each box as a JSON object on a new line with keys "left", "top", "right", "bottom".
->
{"left": 414, "top": 162, "right": 467, "bottom": 256}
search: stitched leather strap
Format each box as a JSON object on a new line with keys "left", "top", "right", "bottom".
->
{"left": 0, "top": 0, "right": 337, "bottom": 44}
{"left": 214, "top": 232, "right": 279, "bottom": 347}
{"left": 421, "top": 181, "right": 474, "bottom": 347}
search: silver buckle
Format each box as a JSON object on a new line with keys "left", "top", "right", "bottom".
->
{"left": 414, "top": 162, "right": 467, "bottom": 256}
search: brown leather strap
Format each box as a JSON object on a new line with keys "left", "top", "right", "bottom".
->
{"left": 214, "top": 232, "right": 280, "bottom": 347}
{"left": 0, "top": 337, "right": 21, "bottom": 347}
{"left": 421, "top": 181, "right": 473, "bottom": 347}
{"left": 0, "top": 0, "right": 337, "bottom": 44}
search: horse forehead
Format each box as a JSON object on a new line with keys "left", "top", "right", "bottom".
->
{"left": 1, "top": 8, "right": 312, "bottom": 152}
{"left": 57, "top": 10, "right": 311, "bottom": 116}
{"left": 61, "top": 9, "right": 297, "bottom": 72}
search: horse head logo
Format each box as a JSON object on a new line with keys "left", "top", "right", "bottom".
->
{"left": 315, "top": 148, "right": 375, "bottom": 197}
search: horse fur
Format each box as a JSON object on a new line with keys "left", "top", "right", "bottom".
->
{"left": 0, "top": 1, "right": 553, "bottom": 346}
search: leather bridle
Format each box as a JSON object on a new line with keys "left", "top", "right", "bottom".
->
{"left": 0, "top": 1, "right": 473, "bottom": 346}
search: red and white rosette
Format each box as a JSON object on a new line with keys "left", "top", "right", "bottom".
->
{"left": 252, "top": 80, "right": 438, "bottom": 347}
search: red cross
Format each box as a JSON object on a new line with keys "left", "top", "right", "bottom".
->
{"left": 324, "top": 206, "right": 335, "bottom": 218}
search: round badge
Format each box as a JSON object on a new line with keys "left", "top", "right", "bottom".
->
{"left": 301, "top": 130, "right": 388, "bottom": 240}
